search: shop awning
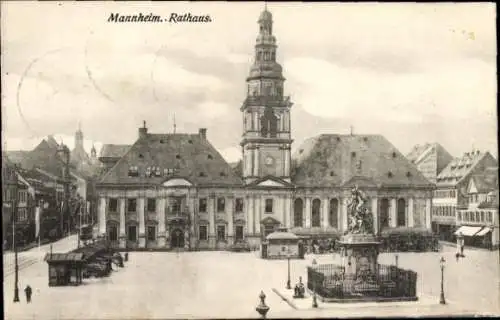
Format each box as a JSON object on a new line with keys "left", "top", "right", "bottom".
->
{"left": 454, "top": 226, "right": 482, "bottom": 237}
{"left": 475, "top": 227, "right": 492, "bottom": 237}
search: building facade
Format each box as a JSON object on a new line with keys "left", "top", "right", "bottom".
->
{"left": 456, "top": 167, "right": 499, "bottom": 250}
{"left": 95, "top": 8, "right": 435, "bottom": 251}
{"left": 432, "top": 150, "right": 498, "bottom": 242}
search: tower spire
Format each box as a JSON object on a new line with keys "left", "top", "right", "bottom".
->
{"left": 173, "top": 114, "right": 177, "bottom": 134}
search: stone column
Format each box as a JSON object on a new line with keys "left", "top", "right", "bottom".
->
{"left": 227, "top": 196, "right": 234, "bottom": 245}
{"left": 371, "top": 198, "right": 378, "bottom": 235}
{"left": 255, "top": 196, "right": 261, "bottom": 234}
{"left": 98, "top": 196, "right": 106, "bottom": 236}
{"left": 119, "top": 198, "right": 126, "bottom": 248}
{"left": 305, "top": 197, "right": 311, "bottom": 228}
{"left": 322, "top": 198, "right": 329, "bottom": 228}
{"left": 286, "top": 194, "right": 292, "bottom": 228}
{"left": 341, "top": 198, "right": 348, "bottom": 231}
{"left": 138, "top": 198, "right": 145, "bottom": 247}
{"left": 408, "top": 197, "right": 414, "bottom": 227}
{"left": 158, "top": 198, "right": 166, "bottom": 247}
{"left": 284, "top": 148, "right": 290, "bottom": 177}
{"left": 390, "top": 198, "right": 397, "bottom": 228}
{"left": 208, "top": 196, "right": 216, "bottom": 247}
{"left": 246, "top": 195, "right": 253, "bottom": 235}
{"left": 425, "top": 198, "right": 432, "bottom": 230}
{"left": 253, "top": 148, "right": 259, "bottom": 176}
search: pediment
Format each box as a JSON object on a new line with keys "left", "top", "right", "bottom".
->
{"left": 251, "top": 175, "right": 293, "bottom": 188}
{"left": 260, "top": 216, "right": 281, "bottom": 225}
{"left": 162, "top": 178, "right": 193, "bottom": 187}
{"left": 258, "top": 179, "right": 287, "bottom": 187}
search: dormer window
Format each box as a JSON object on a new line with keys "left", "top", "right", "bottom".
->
{"left": 220, "top": 172, "right": 226, "bottom": 177}
{"left": 155, "top": 167, "right": 161, "bottom": 177}
{"left": 199, "top": 172, "right": 206, "bottom": 177}
{"left": 128, "top": 166, "right": 139, "bottom": 177}
{"left": 207, "top": 154, "right": 213, "bottom": 160}
{"left": 351, "top": 152, "right": 356, "bottom": 158}
{"left": 392, "top": 152, "right": 397, "bottom": 158}
{"left": 146, "top": 167, "right": 152, "bottom": 177}
{"left": 406, "top": 172, "right": 412, "bottom": 177}
{"left": 388, "top": 171, "right": 393, "bottom": 178}
{"left": 164, "top": 168, "right": 175, "bottom": 176}
{"left": 139, "top": 154, "right": 144, "bottom": 159}
{"left": 176, "top": 154, "right": 181, "bottom": 159}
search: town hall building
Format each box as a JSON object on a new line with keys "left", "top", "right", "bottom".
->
{"left": 95, "top": 8, "right": 435, "bottom": 250}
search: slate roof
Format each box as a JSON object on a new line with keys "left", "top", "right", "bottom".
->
{"left": 406, "top": 142, "right": 453, "bottom": 174}
{"left": 15, "top": 139, "right": 66, "bottom": 178}
{"left": 437, "top": 151, "right": 498, "bottom": 187}
{"left": 99, "top": 144, "right": 131, "bottom": 159}
{"left": 98, "top": 132, "right": 244, "bottom": 187}
{"left": 291, "top": 134, "right": 432, "bottom": 188}
{"left": 469, "top": 167, "right": 498, "bottom": 193}
{"left": 5, "top": 150, "right": 29, "bottom": 165}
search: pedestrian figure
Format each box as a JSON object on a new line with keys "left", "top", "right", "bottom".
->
{"left": 457, "top": 232, "right": 465, "bottom": 258}
{"left": 24, "top": 285, "right": 32, "bottom": 303}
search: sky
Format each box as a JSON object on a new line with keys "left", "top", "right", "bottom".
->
{"left": 1, "top": 2, "right": 497, "bottom": 162}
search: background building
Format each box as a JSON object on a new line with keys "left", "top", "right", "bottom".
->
{"left": 407, "top": 143, "right": 453, "bottom": 184}
{"left": 456, "top": 167, "right": 498, "bottom": 250}
{"left": 432, "top": 150, "right": 498, "bottom": 242}
{"left": 95, "top": 8, "right": 435, "bottom": 251}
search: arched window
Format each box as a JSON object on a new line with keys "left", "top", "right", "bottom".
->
{"left": 260, "top": 107, "right": 278, "bottom": 138}
{"left": 397, "top": 198, "right": 406, "bottom": 227}
{"left": 329, "top": 199, "right": 339, "bottom": 228}
{"left": 294, "top": 199, "right": 303, "bottom": 227}
{"left": 379, "top": 198, "right": 389, "bottom": 230}
{"left": 312, "top": 199, "right": 321, "bottom": 227}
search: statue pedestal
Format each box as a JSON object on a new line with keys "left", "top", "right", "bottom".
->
{"left": 337, "top": 233, "right": 380, "bottom": 293}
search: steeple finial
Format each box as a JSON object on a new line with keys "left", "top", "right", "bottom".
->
{"left": 173, "top": 114, "right": 177, "bottom": 134}
{"left": 264, "top": 1, "right": 267, "bottom": 11}
{"left": 350, "top": 125, "right": 354, "bottom": 136}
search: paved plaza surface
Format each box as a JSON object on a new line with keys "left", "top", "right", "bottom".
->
{"left": 4, "top": 240, "right": 500, "bottom": 319}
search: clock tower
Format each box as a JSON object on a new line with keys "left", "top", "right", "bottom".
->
{"left": 240, "top": 8, "right": 293, "bottom": 184}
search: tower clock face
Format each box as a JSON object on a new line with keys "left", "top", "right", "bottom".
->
{"left": 265, "top": 156, "right": 274, "bottom": 166}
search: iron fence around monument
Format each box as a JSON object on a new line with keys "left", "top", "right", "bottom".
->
{"left": 307, "top": 263, "right": 417, "bottom": 299}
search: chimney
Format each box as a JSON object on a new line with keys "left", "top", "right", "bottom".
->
{"left": 199, "top": 128, "right": 207, "bottom": 139}
{"left": 139, "top": 120, "right": 148, "bottom": 139}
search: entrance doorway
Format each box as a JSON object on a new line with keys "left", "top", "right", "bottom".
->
{"left": 171, "top": 228, "right": 185, "bottom": 248}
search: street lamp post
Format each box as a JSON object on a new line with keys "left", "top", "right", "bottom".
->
{"left": 286, "top": 248, "right": 291, "bottom": 289}
{"left": 12, "top": 165, "right": 20, "bottom": 303}
{"left": 395, "top": 253, "right": 399, "bottom": 268}
{"left": 439, "top": 256, "right": 446, "bottom": 304}
{"left": 311, "top": 258, "right": 318, "bottom": 308}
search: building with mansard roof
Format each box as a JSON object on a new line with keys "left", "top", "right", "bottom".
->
{"left": 95, "top": 8, "right": 435, "bottom": 251}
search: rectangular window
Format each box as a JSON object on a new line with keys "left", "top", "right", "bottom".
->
{"left": 457, "top": 212, "right": 462, "bottom": 221}
{"left": 108, "top": 226, "right": 118, "bottom": 241}
{"left": 128, "top": 166, "right": 139, "bottom": 177}
{"left": 199, "top": 225, "right": 208, "bottom": 241}
{"left": 475, "top": 212, "right": 480, "bottom": 222}
{"left": 217, "top": 197, "right": 225, "bottom": 213}
{"left": 217, "top": 225, "right": 226, "bottom": 241}
{"left": 147, "top": 198, "right": 156, "bottom": 212}
{"left": 147, "top": 226, "right": 156, "bottom": 241}
{"left": 235, "top": 198, "right": 244, "bottom": 213}
{"left": 235, "top": 225, "right": 244, "bottom": 241}
{"left": 265, "top": 199, "right": 273, "bottom": 213}
{"left": 127, "top": 225, "right": 137, "bottom": 241}
{"left": 480, "top": 211, "right": 485, "bottom": 222}
{"left": 487, "top": 212, "right": 492, "bottom": 222}
{"left": 108, "top": 198, "right": 118, "bottom": 212}
{"left": 127, "top": 199, "right": 137, "bottom": 212}
{"left": 199, "top": 198, "right": 207, "bottom": 213}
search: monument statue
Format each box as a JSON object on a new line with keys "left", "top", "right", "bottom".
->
{"left": 346, "top": 185, "right": 373, "bottom": 235}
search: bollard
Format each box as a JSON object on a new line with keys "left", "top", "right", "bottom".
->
{"left": 255, "top": 291, "right": 270, "bottom": 319}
